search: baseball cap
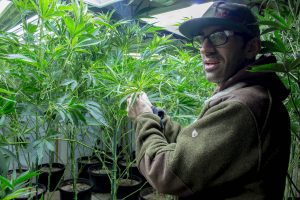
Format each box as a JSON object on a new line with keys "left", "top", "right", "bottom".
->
{"left": 179, "top": 1, "right": 260, "bottom": 39}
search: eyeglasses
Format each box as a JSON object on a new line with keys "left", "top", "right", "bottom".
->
{"left": 192, "top": 30, "right": 244, "bottom": 49}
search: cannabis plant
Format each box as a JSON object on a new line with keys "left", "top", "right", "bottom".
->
{"left": 249, "top": 0, "right": 300, "bottom": 198}
{"left": 1, "top": 0, "right": 214, "bottom": 200}
{"left": 0, "top": 170, "right": 38, "bottom": 200}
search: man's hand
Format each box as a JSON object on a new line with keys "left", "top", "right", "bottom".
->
{"left": 127, "top": 92, "right": 153, "bottom": 119}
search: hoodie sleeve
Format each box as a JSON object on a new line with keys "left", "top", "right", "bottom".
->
{"left": 150, "top": 107, "right": 182, "bottom": 143}
{"left": 134, "top": 101, "right": 259, "bottom": 197}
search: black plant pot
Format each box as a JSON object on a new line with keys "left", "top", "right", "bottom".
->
{"left": 118, "top": 159, "right": 141, "bottom": 178}
{"left": 7, "top": 168, "right": 28, "bottom": 178}
{"left": 93, "top": 150, "right": 114, "bottom": 167}
{"left": 7, "top": 168, "right": 29, "bottom": 186}
{"left": 88, "top": 164, "right": 111, "bottom": 193}
{"left": 37, "top": 162, "right": 65, "bottom": 191}
{"left": 59, "top": 178, "right": 92, "bottom": 200}
{"left": 15, "top": 183, "right": 47, "bottom": 200}
{"left": 118, "top": 158, "right": 148, "bottom": 187}
{"left": 77, "top": 156, "right": 101, "bottom": 179}
{"left": 139, "top": 187, "right": 155, "bottom": 200}
{"left": 117, "top": 175, "right": 143, "bottom": 200}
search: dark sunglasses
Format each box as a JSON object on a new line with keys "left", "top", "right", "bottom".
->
{"left": 192, "top": 30, "right": 244, "bottom": 49}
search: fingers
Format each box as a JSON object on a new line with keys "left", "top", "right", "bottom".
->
{"left": 140, "top": 92, "right": 152, "bottom": 107}
{"left": 127, "top": 95, "right": 131, "bottom": 106}
{"left": 126, "top": 92, "right": 153, "bottom": 119}
{"left": 127, "top": 94, "right": 138, "bottom": 119}
{"left": 127, "top": 92, "right": 146, "bottom": 106}
{"left": 126, "top": 95, "right": 133, "bottom": 116}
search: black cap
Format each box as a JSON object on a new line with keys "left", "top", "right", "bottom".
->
{"left": 179, "top": 1, "right": 260, "bottom": 39}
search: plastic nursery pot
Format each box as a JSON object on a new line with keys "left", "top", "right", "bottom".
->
{"left": 7, "top": 168, "right": 28, "bottom": 178}
{"left": 77, "top": 155, "right": 101, "bottom": 179}
{"left": 93, "top": 150, "right": 114, "bottom": 166}
{"left": 117, "top": 175, "right": 143, "bottom": 200}
{"left": 37, "top": 162, "right": 65, "bottom": 191}
{"left": 88, "top": 164, "right": 111, "bottom": 193}
{"left": 118, "top": 158, "right": 141, "bottom": 179}
{"left": 59, "top": 178, "right": 93, "bottom": 200}
{"left": 139, "top": 187, "right": 176, "bottom": 200}
{"left": 15, "top": 183, "right": 47, "bottom": 200}
{"left": 7, "top": 168, "right": 29, "bottom": 185}
{"left": 118, "top": 157, "right": 148, "bottom": 186}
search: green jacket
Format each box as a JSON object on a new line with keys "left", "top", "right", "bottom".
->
{"left": 134, "top": 56, "right": 291, "bottom": 200}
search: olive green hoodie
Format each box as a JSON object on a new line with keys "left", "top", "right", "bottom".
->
{"left": 134, "top": 55, "right": 290, "bottom": 200}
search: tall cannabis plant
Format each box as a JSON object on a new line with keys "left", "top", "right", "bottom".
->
{"left": 1, "top": 1, "right": 214, "bottom": 200}
{"left": 0, "top": 0, "right": 108, "bottom": 199}
{"left": 250, "top": 0, "right": 300, "bottom": 198}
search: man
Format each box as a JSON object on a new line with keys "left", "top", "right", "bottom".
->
{"left": 127, "top": 1, "right": 290, "bottom": 199}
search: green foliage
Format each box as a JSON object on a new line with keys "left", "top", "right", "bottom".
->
{"left": 0, "top": 170, "right": 38, "bottom": 200}
{"left": 253, "top": 0, "right": 300, "bottom": 198}
{"left": 0, "top": 0, "right": 213, "bottom": 199}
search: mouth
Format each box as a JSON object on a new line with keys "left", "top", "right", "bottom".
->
{"left": 204, "top": 60, "right": 220, "bottom": 72}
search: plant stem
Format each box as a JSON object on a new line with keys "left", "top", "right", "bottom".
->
{"left": 70, "top": 126, "right": 78, "bottom": 200}
{"left": 111, "top": 127, "right": 118, "bottom": 200}
{"left": 54, "top": 138, "right": 93, "bottom": 150}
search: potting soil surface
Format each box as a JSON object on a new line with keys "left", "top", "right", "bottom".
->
{"left": 45, "top": 191, "right": 111, "bottom": 200}
{"left": 40, "top": 167, "right": 63, "bottom": 172}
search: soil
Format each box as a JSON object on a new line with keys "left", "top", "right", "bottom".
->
{"left": 120, "top": 160, "right": 138, "bottom": 167}
{"left": 142, "top": 192, "right": 175, "bottom": 200}
{"left": 40, "top": 167, "right": 62, "bottom": 172}
{"left": 140, "top": 188, "right": 175, "bottom": 200}
{"left": 60, "top": 182, "right": 91, "bottom": 192}
{"left": 7, "top": 170, "right": 26, "bottom": 180}
{"left": 91, "top": 168, "right": 109, "bottom": 174}
{"left": 118, "top": 178, "right": 140, "bottom": 186}
{"left": 79, "top": 158, "right": 99, "bottom": 164}
{"left": 132, "top": 162, "right": 137, "bottom": 167}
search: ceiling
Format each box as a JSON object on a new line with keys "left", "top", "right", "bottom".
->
{"left": 0, "top": 0, "right": 251, "bottom": 37}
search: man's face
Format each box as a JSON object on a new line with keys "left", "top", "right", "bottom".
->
{"left": 199, "top": 26, "right": 248, "bottom": 84}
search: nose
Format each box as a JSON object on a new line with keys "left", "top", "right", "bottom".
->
{"left": 200, "top": 38, "right": 215, "bottom": 54}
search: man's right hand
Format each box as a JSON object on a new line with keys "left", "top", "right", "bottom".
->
{"left": 126, "top": 92, "right": 153, "bottom": 120}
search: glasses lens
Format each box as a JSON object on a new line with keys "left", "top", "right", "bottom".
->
{"left": 192, "top": 31, "right": 230, "bottom": 49}
{"left": 192, "top": 35, "right": 204, "bottom": 49}
{"left": 209, "top": 31, "right": 228, "bottom": 46}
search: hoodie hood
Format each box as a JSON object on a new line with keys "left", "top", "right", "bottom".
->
{"left": 216, "top": 54, "right": 290, "bottom": 101}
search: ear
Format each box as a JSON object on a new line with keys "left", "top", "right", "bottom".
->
{"left": 245, "top": 37, "right": 261, "bottom": 59}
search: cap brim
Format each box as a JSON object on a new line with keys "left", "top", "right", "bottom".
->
{"left": 179, "top": 17, "right": 250, "bottom": 39}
